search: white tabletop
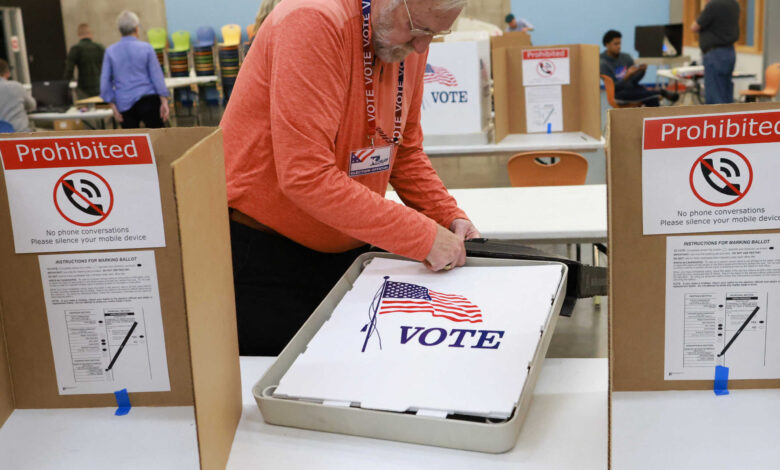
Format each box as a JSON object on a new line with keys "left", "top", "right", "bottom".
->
{"left": 27, "top": 107, "right": 113, "bottom": 121}
{"left": 165, "top": 75, "right": 218, "bottom": 88}
{"left": 657, "top": 67, "right": 756, "bottom": 81}
{"left": 388, "top": 185, "right": 607, "bottom": 243}
{"left": 424, "top": 132, "right": 604, "bottom": 156}
{"left": 634, "top": 56, "right": 691, "bottom": 66}
{"left": 612, "top": 389, "right": 780, "bottom": 469}
{"left": 228, "top": 357, "right": 607, "bottom": 470}
{"left": 0, "top": 406, "right": 199, "bottom": 470}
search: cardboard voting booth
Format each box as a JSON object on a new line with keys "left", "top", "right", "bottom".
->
{"left": 420, "top": 40, "right": 492, "bottom": 146}
{"left": 491, "top": 40, "right": 600, "bottom": 144}
{"left": 607, "top": 103, "right": 780, "bottom": 466}
{"left": 253, "top": 253, "right": 568, "bottom": 453}
{"left": 0, "top": 128, "right": 241, "bottom": 469}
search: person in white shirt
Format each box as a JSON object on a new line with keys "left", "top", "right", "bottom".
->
{"left": 0, "top": 58, "right": 36, "bottom": 132}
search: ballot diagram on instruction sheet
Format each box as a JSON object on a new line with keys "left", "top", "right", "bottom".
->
{"left": 664, "top": 234, "right": 780, "bottom": 381}
{"left": 274, "top": 257, "right": 564, "bottom": 419}
{"left": 38, "top": 250, "right": 170, "bottom": 394}
{"left": 642, "top": 110, "right": 780, "bottom": 235}
{"left": 0, "top": 134, "right": 166, "bottom": 253}
{"left": 525, "top": 85, "right": 563, "bottom": 133}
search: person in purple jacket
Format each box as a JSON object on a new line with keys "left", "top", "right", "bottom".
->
{"left": 100, "top": 11, "right": 170, "bottom": 128}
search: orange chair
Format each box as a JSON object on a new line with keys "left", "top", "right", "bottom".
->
{"left": 601, "top": 74, "right": 644, "bottom": 108}
{"left": 247, "top": 24, "right": 257, "bottom": 41}
{"left": 506, "top": 151, "right": 588, "bottom": 187}
{"left": 739, "top": 63, "right": 780, "bottom": 101}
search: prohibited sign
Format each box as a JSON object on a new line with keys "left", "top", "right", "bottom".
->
{"left": 689, "top": 147, "right": 753, "bottom": 207}
{"left": 53, "top": 169, "right": 114, "bottom": 226}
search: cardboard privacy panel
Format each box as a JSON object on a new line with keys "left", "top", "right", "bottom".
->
{"left": 0, "top": 127, "right": 241, "bottom": 469}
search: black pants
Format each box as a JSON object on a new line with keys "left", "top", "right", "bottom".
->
{"left": 120, "top": 94, "right": 164, "bottom": 129}
{"left": 230, "top": 220, "right": 370, "bottom": 356}
{"left": 616, "top": 86, "right": 660, "bottom": 107}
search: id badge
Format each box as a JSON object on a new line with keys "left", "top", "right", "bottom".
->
{"left": 348, "top": 145, "right": 392, "bottom": 178}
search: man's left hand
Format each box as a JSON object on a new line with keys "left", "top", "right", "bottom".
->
{"left": 160, "top": 97, "right": 170, "bottom": 122}
{"left": 450, "top": 218, "right": 481, "bottom": 240}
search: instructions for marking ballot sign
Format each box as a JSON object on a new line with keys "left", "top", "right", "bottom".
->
{"left": 642, "top": 110, "right": 780, "bottom": 235}
{"left": 665, "top": 234, "right": 780, "bottom": 380}
{"left": 38, "top": 251, "right": 170, "bottom": 394}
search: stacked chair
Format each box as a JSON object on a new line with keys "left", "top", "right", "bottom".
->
{"left": 148, "top": 28, "right": 168, "bottom": 73}
{"left": 169, "top": 30, "right": 195, "bottom": 119}
{"left": 218, "top": 24, "right": 243, "bottom": 104}
{"left": 195, "top": 26, "right": 221, "bottom": 125}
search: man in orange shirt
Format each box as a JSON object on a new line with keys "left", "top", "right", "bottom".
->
{"left": 221, "top": 0, "right": 479, "bottom": 355}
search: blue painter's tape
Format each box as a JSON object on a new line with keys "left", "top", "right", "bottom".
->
{"left": 114, "top": 388, "right": 131, "bottom": 415}
{"left": 714, "top": 366, "right": 729, "bottom": 396}
{"left": 547, "top": 122, "right": 552, "bottom": 134}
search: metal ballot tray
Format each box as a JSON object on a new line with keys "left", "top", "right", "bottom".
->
{"left": 253, "top": 253, "right": 568, "bottom": 453}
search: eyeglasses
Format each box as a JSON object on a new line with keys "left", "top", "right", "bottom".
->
{"left": 402, "top": 0, "right": 451, "bottom": 38}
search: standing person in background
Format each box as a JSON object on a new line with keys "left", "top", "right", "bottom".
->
{"left": 691, "top": 0, "right": 739, "bottom": 104}
{"left": 504, "top": 13, "right": 533, "bottom": 33}
{"left": 100, "top": 11, "right": 169, "bottom": 129}
{"left": 0, "top": 59, "right": 36, "bottom": 131}
{"left": 65, "top": 23, "right": 105, "bottom": 99}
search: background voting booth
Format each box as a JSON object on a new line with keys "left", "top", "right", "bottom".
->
{"left": 254, "top": 253, "right": 568, "bottom": 453}
{"left": 0, "top": 128, "right": 241, "bottom": 470}
{"left": 420, "top": 40, "right": 492, "bottom": 146}
{"left": 491, "top": 39, "right": 601, "bottom": 145}
{"left": 607, "top": 103, "right": 780, "bottom": 468}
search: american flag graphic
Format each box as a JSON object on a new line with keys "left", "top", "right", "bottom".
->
{"left": 424, "top": 64, "right": 458, "bottom": 87}
{"left": 379, "top": 281, "right": 482, "bottom": 323}
{"left": 351, "top": 148, "right": 375, "bottom": 163}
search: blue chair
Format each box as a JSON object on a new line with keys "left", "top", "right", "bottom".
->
{"left": 196, "top": 26, "right": 215, "bottom": 48}
{"left": 0, "top": 120, "right": 14, "bottom": 133}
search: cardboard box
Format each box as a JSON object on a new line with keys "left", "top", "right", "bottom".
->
{"left": 420, "top": 40, "right": 492, "bottom": 146}
{"left": 53, "top": 119, "right": 84, "bottom": 131}
{"left": 0, "top": 127, "right": 241, "bottom": 469}
{"left": 491, "top": 41, "right": 600, "bottom": 143}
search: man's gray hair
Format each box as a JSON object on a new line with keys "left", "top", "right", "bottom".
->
{"left": 392, "top": 0, "right": 467, "bottom": 11}
{"left": 117, "top": 10, "right": 140, "bottom": 36}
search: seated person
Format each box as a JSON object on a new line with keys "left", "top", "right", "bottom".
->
{"left": 600, "top": 30, "right": 677, "bottom": 107}
{"left": 0, "top": 59, "right": 36, "bottom": 132}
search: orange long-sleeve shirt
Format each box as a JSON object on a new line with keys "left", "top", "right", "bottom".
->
{"left": 221, "top": 0, "right": 468, "bottom": 261}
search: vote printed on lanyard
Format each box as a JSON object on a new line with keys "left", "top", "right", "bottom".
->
{"left": 349, "top": 144, "right": 392, "bottom": 177}
{"left": 362, "top": 0, "right": 404, "bottom": 147}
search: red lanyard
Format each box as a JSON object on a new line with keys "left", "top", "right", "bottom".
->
{"left": 361, "top": 0, "right": 404, "bottom": 147}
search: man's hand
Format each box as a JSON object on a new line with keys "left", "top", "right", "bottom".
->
{"left": 626, "top": 65, "right": 640, "bottom": 77}
{"left": 691, "top": 21, "right": 701, "bottom": 33}
{"left": 450, "top": 218, "right": 481, "bottom": 240}
{"left": 425, "top": 224, "right": 466, "bottom": 272}
{"left": 110, "top": 103, "right": 123, "bottom": 123}
{"left": 159, "top": 97, "right": 170, "bottom": 122}
{"left": 638, "top": 64, "right": 648, "bottom": 71}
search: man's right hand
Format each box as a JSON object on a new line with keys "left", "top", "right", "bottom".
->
{"left": 424, "top": 224, "right": 466, "bottom": 272}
